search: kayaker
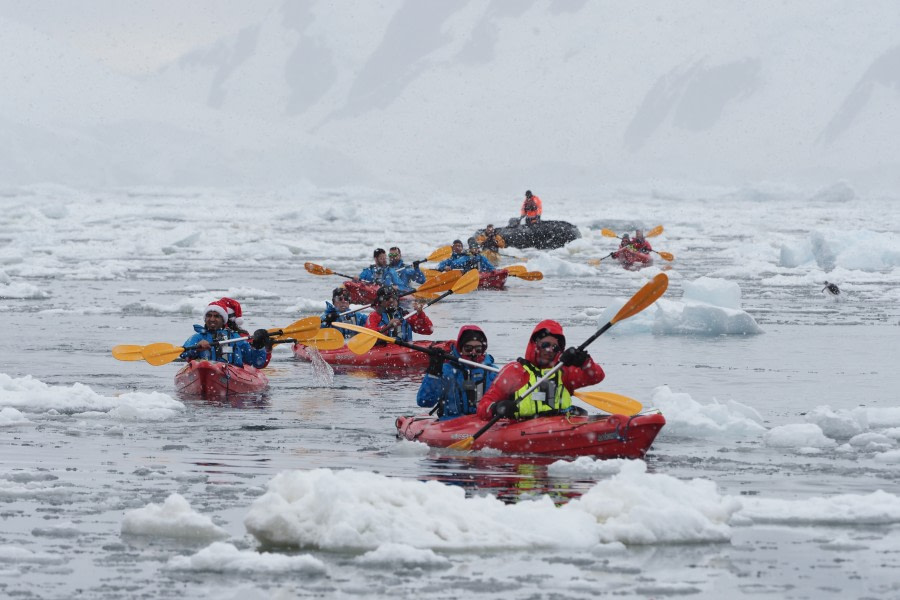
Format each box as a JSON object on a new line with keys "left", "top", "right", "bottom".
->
{"left": 417, "top": 325, "right": 498, "bottom": 419}
{"left": 365, "top": 286, "right": 433, "bottom": 342}
{"left": 321, "top": 286, "right": 368, "bottom": 338}
{"left": 357, "top": 248, "right": 403, "bottom": 288}
{"left": 218, "top": 296, "right": 274, "bottom": 367}
{"left": 475, "top": 224, "right": 506, "bottom": 253}
{"left": 520, "top": 190, "right": 542, "bottom": 225}
{"left": 437, "top": 240, "right": 495, "bottom": 273}
{"left": 388, "top": 246, "right": 425, "bottom": 292}
{"left": 180, "top": 301, "right": 270, "bottom": 367}
{"left": 631, "top": 229, "right": 653, "bottom": 254}
{"left": 823, "top": 281, "right": 841, "bottom": 295}
{"left": 476, "top": 320, "right": 604, "bottom": 421}
{"left": 612, "top": 234, "right": 632, "bottom": 259}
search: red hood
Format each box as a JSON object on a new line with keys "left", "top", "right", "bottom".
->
{"left": 456, "top": 325, "right": 487, "bottom": 362}
{"left": 524, "top": 319, "right": 565, "bottom": 363}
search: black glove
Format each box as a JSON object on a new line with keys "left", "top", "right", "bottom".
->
{"left": 251, "top": 329, "right": 270, "bottom": 350}
{"left": 412, "top": 260, "right": 422, "bottom": 270}
{"left": 560, "top": 347, "right": 589, "bottom": 367}
{"left": 426, "top": 353, "right": 443, "bottom": 377}
{"left": 324, "top": 312, "right": 339, "bottom": 325}
{"left": 491, "top": 399, "right": 517, "bottom": 419}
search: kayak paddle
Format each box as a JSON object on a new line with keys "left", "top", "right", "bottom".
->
{"left": 449, "top": 272, "right": 669, "bottom": 450}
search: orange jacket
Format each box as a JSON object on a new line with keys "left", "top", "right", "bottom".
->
{"left": 520, "top": 195, "right": 542, "bottom": 219}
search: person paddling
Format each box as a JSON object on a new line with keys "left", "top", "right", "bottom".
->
{"left": 476, "top": 320, "right": 604, "bottom": 421}
{"left": 357, "top": 248, "right": 403, "bottom": 288}
{"left": 631, "top": 229, "right": 653, "bottom": 254}
{"left": 321, "top": 286, "right": 368, "bottom": 338}
{"left": 180, "top": 301, "right": 270, "bottom": 367}
{"left": 388, "top": 246, "right": 425, "bottom": 292}
{"left": 823, "top": 281, "right": 841, "bottom": 295}
{"left": 417, "top": 325, "right": 498, "bottom": 419}
{"left": 612, "top": 234, "right": 632, "bottom": 259}
{"left": 437, "top": 239, "right": 495, "bottom": 273}
{"left": 217, "top": 296, "right": 274, "bottom": 366}
{"left": 365, "top": 286, "right": 433, "bottom": 342}
{"left": 476, "top": 224, "right": 505, "bottom": 253}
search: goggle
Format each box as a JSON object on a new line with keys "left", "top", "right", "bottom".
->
{"left": 461, "top": 343, "right": 485, "bottom": 354}
{"left": 334, "top": 294, "right": 351, "bottom": 302}
{"left": 537, "top": 341, "right": 560, "bottom": 353}
{"left": 388, "top": 253, "right": 400, "bottom": 258}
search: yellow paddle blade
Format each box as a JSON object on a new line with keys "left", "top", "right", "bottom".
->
{"left": 141, "top": 342, "right": 186, "bottom": 366}
{"left": 514, "top": 271, "right": 543, "bottom": 281}
{"left": 304, "top": 327, "right": 345, "bottom": 350}
{"left": 601, "top": 228, "right": 619, "bottom": 238}
{"left": 448, "top": 436, "right": 475, "bottom": 451}
{"left": 587, "top": 258, "right": 602, "bottom": 266}
{"left": 657, "top": 251, "right": 675, "bottom": 261}
{"left": 646, "top": 225, "right": 664, "bottom": 237}
{"left": 505, "top": 265, "right": 527, "bottom": 275}
{"left": 304, "top": 262, "right": 332, "bottom": 276}
{"left": 112, "top": 344, "right": 146, "bottom": 361}
{"left": 427, "top": 246, "right": 453, "bottom": 262}
{"left": 452, "top": 269, "right": 480, "bottom": 294}
{"left": 611, "top": 273, "right": 668, "bottom": 324}
{"left": 422, "top": 268, "right": 441, "bottom": 278}
{"left": 347, "top": 332, "right": 379, "bottom": 354}
{"left": 413, "top": 291, "right": 441, "bottom": 300}
{"left": 573, "top": 391, "right": 643, "bottom": 416}
{"left": 417, "top": 270, "right": 461, "bottom": 294}
{"left": 277, "top": 316, "right": 322, "bottom": 338}
{"left": 484, "top": 250, "right": 500, "bottom": 265}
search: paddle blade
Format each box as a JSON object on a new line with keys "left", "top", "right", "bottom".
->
{"left": 452, "top": 269, "right": 481, "bottom": 294}
{"left": 141, "top": 342, "right": 185, "bottom": 366}
{"left": 278, "top": 316, "right": 322, "bottom": 338}
{"left": 514, "top": 271, "right": 543, "bottom": 281}
{"left": 448, "top": 436, "right": 475, "bottom": 451}
{"left": 646, "top": 225, "right": 664, "bottom": 237}
{"left": 112, "top": 345, "right": 146, "bottom": 361}
{"left": 574, "top": 391, "right": 643, "bottom": 416}
{"left": 611, "top": 273, "right": 669, "bottom": 324}
{"left": 504, "top": 265, "right": 527, "bottom": 276}
{"left": 657, "top": 251, "right": 675, "bottom": 261}
{"left": 427, "top": 246, "right": 453, "bottom": 262}
{"left": 348, "top": 332, "right": 379, "bottom": 354}
{"left": 600, "top": 228, "right": 619, "bottom": 238}
{"left": 587, "top": 258, "right": 602, "bottom": 267}
{"left": 305, "top": 327, "right": 345, "bottom": 350}
{"left": 422, "top": 268, "right": 442, "bottom": 279}
{"left": 304, "top": 262, "right": 332, "bottom": 276}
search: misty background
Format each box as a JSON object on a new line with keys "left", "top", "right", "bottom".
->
{"left": 1, "top": 0, "right": 898, "bottom": 193}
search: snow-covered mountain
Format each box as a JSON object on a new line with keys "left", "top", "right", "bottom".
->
{"left": 3, "top": 0, "right": 900, "bottom": 190}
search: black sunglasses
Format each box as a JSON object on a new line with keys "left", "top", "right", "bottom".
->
{"left": 537, "top": 341, "right": 560, "bottom": 352}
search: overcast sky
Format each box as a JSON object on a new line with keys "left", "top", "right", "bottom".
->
{"left": 0, "top": 0, "right": 278, "bottom": 74}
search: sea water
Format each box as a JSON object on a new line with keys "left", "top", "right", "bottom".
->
{"left": 1, "top": 183, "right": 899, "bottom": 599}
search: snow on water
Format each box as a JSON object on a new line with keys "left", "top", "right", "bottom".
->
{"left": 0, "top": 373, "right": 183, "bottom": 420}
{"left": 167, "top": 542, "right": 327, "bottom": 574}
{"left": 121, "top": 493, "right": 228, "bottom": 540}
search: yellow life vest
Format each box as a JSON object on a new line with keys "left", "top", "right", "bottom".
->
{"left": 514, "top": 360, "right": 572, "bottom": 418}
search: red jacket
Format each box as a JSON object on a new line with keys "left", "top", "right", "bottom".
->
{"left": 520, "top": 195, "right": 543, "bottom": 219}
{"left": 476, "top": 320, "right": 604, "bottom": 420}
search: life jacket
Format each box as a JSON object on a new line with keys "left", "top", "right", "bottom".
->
{"left": 513, "top": 358, "right": 572, "bottom": 417}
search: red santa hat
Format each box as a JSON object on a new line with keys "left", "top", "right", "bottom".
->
{"left": 204, "top": 301, "right": 229, "bottom": 323}
{"left": 218, "top": 297, "right": 244, "bottom": 327}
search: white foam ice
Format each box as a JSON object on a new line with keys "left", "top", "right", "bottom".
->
{"left": 0, "top": 545, "right": 67, "bottom": 565}
{"left": 356, "top": 543, "right": 450, "bottom": 568}
{"left": 735, "top": 490, "right": 900, "bottom": 525}
{"left": 779, "top": 229, "right": 900, "bottom": 271}
{"left": 0, "top": 373, "right": 184, "bottom": 420}
{"left": 0, "top": 281, "right": 50, "bottom": 299}
{"left": 245, "top": 464, "right": 738, "bottom": 550}
{"left": 765, "top": 423, "right": 837, "bottom": 449}
{"left": 0, "top": 407, "right": 29, "bottom": 426}
{"left": 121, "top": 493, "right": 228, "bottom": 540}
{"left": 167, "top": 542, "right": 327, "bottom": 574}
{"left": 528, "top": 253, "right": 598, "bottom": 278}
{"left": 649, "top": 385, "right": 767, "bottom": 438}
{"left": 547, "top": 457, "right": 629, "bottom": 477}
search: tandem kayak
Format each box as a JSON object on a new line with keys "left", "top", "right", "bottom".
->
{"left": 293, "top": 340, "right": 454, "bottom": 369}
{"left": 174, "top": 360, "right": 269, "bottom": 397}
{"left": 476, "top": 220, "right": 580, "bottom": 250}
{"left": 616, "top": 248, "right": 653, "bottom": 269}
{"left": 478, "top": 269, "right": 508, "bottom": 290}
{"left": 395, "top": 412, "right": 666, "bottom": 458}
{"left": 343, "top": 280, "right": 379, "bottom": 305}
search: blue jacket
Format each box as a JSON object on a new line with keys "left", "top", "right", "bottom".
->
{"left": 180, "top": 325, "right": 268, "bottom": 367}
{"left": 437, "top": 253, "right": 495, "bottom": 273}
{"left": 392, "top": 260, "right": 425, "bottom": 291}
{"left": 358, "top": 264, "right": 404, "bottom": 288}
{"left": 417, "top": 347, "right": 497, "bottom": 419}
{"left": 321, "top": 302, "right": 369, "bottom": 338}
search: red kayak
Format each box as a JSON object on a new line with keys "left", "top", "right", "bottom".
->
{"left": 478, "top": 269, "right": 508, "bottom": 290}
{"left": 293, "top": 340, "right": 454, "bottom": 369}
{"left": 343, "top": 280, "right": 379, "bottom": 304}
{"left": 174, "top": 360, "right": 269, "bottom": 397}
{"left": 616, "top": 248, "right": 653, "bottom": 270}
{"left": 395, "top": 412, "right": 665, "bottom": 458}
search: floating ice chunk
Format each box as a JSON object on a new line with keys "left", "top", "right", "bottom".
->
{"left": 167, "top": 542, "right": 326, "bottom": 574}
{"left": 683, "top": 277, "right": 742, "bottom": 309}
{"left": 765, "top": 424, "right": 836, "bottom": 448}
{"left": 356, "top": 543, "right": 450, "bottom": 568}
{"left": 121, "top": 493, "right": 228, "bottom": 540}
{"left": 0, "top": 407, "right": 29, "bottom": 426}
{"left": 649, "top": 385, "right": 766, "bottom": 438}
{"left": 548, "top": 457, "right": 628, "bottom": 477}
{"left": 737, "top": 490, "right": 900, "bottom": 525}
